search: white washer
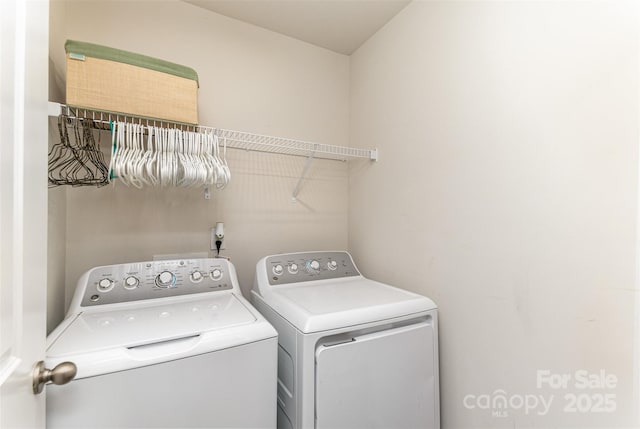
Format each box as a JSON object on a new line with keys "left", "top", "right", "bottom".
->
{"left": 46, "top": 258, "right": 277, "bottom": 428}
{"left": 251, "top": 251, "right": 440, "bottom": 429}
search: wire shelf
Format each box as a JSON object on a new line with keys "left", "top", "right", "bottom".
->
{"left": 51, "top": 103, "right": 378, "bottom": 162}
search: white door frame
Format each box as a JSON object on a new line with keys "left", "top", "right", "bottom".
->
{"left": 0, "top": 0, "right": 50, "bottom": 427}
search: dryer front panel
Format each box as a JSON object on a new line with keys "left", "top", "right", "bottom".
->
{"left": 315, "top": 320, "right": 437, "bottom": 429}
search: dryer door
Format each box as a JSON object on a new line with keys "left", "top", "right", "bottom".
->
{"left": 315, "top": 321, "right": 437, "bottom": 429}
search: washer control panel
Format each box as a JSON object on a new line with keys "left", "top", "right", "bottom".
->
{"left": 266, "top": 251, "right": 360, "bottom": 286}
{"left": 80, "top": 259, "right": 234, "bottom": 307}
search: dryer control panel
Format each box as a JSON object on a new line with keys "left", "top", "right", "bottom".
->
{"left": 78, "top": 259, "right": 234, "bottom": 307}
{"left": 265, "top": 251, "right": 360, "bottom": 286}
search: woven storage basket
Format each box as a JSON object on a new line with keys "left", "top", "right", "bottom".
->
{"left": 65, "top": 40, "right": 199, "bottom": 125}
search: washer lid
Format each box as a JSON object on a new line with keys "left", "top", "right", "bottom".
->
{"left": 47, "top": 293, "right": 256, "bottom": 359}
{"left": 262, "top": 277, "right": 436, "bottom": 333}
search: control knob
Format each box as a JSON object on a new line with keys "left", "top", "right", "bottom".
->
{"left": 272, "top": 264, "right": 284, "bottom": 276}
{"left": 210, "top": 269, "right": 223, "bottom": 281}
{"left": 155, "top": 271, "right": 176, "bottom": 288}
{"left": 124, "top": 276, "right": 139, "bottom": 290}
{"left": 288, "top": 263, "right": 298, "bottom": 274}
{"left": 327, "top": 260, "right": 338, "bottom": 271}
{"left": 191, "top": 271, "right": 204, "bottom": 282}
{"left": 97, "top": 278, "right": 114, "bottom": 292}
{"left": 305, "top": 260, "right": 320, "bottom": 274}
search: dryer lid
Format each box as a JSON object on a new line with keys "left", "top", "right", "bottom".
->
{"left": 261, "top": 277, "right": 436, "bottom": 333}
{"left": 47, "top": 293, "right": 257, "bottom": 358}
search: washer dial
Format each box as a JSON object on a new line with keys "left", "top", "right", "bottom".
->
{"left": 191, "top": 271, "right": 204, "bottom": 282}
{"left": 124, "top": 276, "right": 139, "bottom": 290}
{"left": 155, "top": 271, "right": 176, "bottom": 288}
{"left": 97, "top": 278, "right": 114, "bottom": 292}
{"left": 210, "top": 269, "right": 223, "bottom": 281}
{"left": 327, "top": 260, "right": 338, "bottom": 271}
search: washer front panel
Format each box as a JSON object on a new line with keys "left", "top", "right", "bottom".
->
{"left": 265, "top": 251, "right": 359, "bottom": 286}
{"left": 80, "top": 259, "right": 233, "bottom": 307}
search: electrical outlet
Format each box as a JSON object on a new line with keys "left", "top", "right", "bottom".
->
{"left": 210, "top": 228, "right": 227, "bottom": 251}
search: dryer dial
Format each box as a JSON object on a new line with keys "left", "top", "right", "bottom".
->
{"left": 288, "top": 263, "right": 299, "bottom": 274}
{"left": 305, "top": 260, "right": 320, "bottom": 274}
{"left": 272, "top": 265, "right": 284, "bottom": 276}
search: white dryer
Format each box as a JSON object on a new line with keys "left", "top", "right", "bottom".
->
{"left": 46, "top": 258, "right": 277, "bottom": 428}
{"left": 251, "top": 251, "right": 440, "bottom": 429}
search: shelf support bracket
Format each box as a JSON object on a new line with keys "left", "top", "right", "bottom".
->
{"left": 292, "top": 147, "right": 316, "bottom": 203}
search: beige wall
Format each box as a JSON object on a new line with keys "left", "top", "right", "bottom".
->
{"left": 350, "top": 1, "right": 638, "bottom": 428}
{"left": 47, "top": 0, "right": 350, "bottom": 329}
